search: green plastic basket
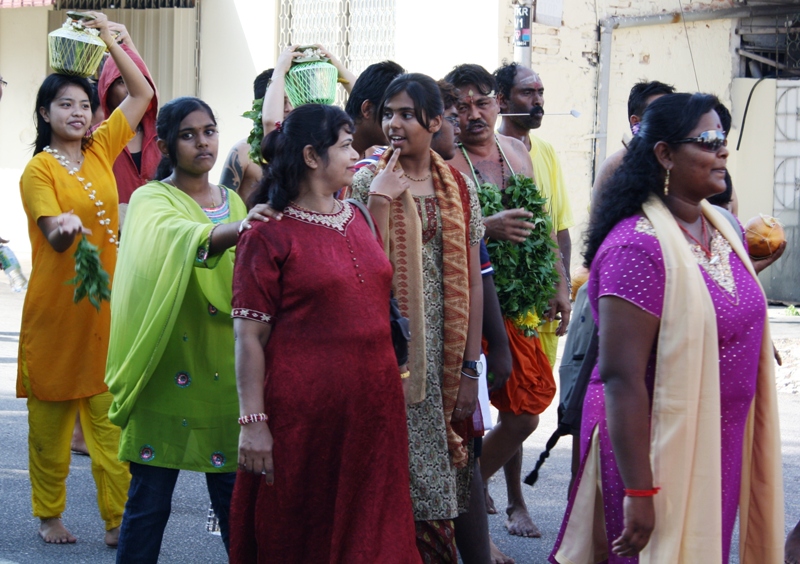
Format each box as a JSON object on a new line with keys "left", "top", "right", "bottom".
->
{"left": 48, "top": 23, "right": 106, "bottom": 78}
{"left": 285, "top": 61, "right": 339, "bottom": 107}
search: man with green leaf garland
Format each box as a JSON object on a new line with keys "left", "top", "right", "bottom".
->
{"left": 445, "top": 64, "right": 571, "bottom": 560}
{"left": 494, "top": 62, "right": 574, "bottom": 370}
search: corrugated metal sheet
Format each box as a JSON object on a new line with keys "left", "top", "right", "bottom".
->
{"left": 48, "top": 7, "right": 198, "bottom": 99}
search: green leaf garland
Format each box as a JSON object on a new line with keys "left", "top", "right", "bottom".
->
{"left": 243, "top": 97, "right": 265, "bottom": 165}
{"left": 66, "top": 235, "right": 111, "bottom": 312}
{"left": 477, "top": 174, "right": 559, "bottom": 337}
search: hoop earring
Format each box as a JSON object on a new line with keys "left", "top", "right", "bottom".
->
{"left": 664, "top": 169, "right": 670, "bottom": 196}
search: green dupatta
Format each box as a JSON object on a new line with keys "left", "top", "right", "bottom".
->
{"left": 105, "top": 180, "right": 246, "bottom": 428}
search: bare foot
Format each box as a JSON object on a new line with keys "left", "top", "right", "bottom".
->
{"left": 71, "top": 442, "right": 89, "bottom": 456}
{"left": 39, "top": 518, "right": 77, "bottom": 544}
{"left": 505, "top": 505, "right": 541, "bottom": 538}
{"left": 104, "top": 526, "right": 120, "bottom": 547}
{"left": 484, "top": 485, "right": 497, "bottom": 515}
{"left": 785, "top": 520, "right": 800, "bottom": 564}
{"left": 71, "top": 416, "right": 89, "bottom": 457}
{"left": 489, "top": 537, "right": 515, "bottom": 564}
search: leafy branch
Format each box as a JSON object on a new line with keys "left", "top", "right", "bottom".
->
{"left": 478, "top": 174, "right": 559, "bottom": 337}
{"left": 242, "top": 97, "right": 265, "bottom": 165}
{"left": 66, "top": 235, "right": 111, "bottom": 312}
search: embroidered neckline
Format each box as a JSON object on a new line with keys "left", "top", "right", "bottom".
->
{"left": 284, "top": 201, "right": 354, "bottom": 234}
{"left": 689, "top": 228, "right": 738, "bottom": 304}
{"left": 634, "top": 216, "right": 738, "bottom": 304}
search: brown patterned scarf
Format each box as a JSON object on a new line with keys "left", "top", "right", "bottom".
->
{"left": 375, "top": 148, "right": 471, "bottom": 468}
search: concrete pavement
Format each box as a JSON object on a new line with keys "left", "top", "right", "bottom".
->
{"left": 0, "top": 248, "right": 799, "bottom": 562}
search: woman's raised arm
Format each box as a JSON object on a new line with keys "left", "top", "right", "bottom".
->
{"left": 84, "top": 12, "right": 153, "bottom": 131}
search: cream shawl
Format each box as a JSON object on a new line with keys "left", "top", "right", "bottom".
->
{"left": 554, "top": 195, "right": 783, "bottom": 563}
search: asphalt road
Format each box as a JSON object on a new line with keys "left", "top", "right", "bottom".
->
{"left": 1, "top": 266, "right": 799, "bottom": 563}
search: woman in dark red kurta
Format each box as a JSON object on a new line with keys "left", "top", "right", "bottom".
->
{"left": 229, "top": 104, "right": 419, "bottom": 563}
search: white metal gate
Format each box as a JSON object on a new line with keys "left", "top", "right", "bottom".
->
{"left": 764, "top": 80, "right": 800, "bottom": 302}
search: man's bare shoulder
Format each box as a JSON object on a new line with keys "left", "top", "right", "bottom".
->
{"left": 497, "top": 133, "right": 534, "bottom": 178}
{"left": 592, "top": 147, "right": 627, "bottom": 196}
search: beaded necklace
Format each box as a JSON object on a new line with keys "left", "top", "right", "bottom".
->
{"left": 459, "top": 136, "right": 515, "bottom": 190}
{"left": 43, "top": 146, "right": 117, "bottom": 247}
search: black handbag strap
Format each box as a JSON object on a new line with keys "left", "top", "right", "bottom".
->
{"left": 346, "top": 199, "right": 378, "bottom": 241}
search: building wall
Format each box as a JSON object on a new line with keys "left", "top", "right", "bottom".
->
{"left": 0, "top": 6, "right": 50, "bottom": 170}
{"left": 198, "top": 0, "right": 278, "bottom": 183}
{"left": 508, "top": 0, "right": 739, "bottom": 270}
{"left": 0, "top": 6, "right": 50, "bottom": 262}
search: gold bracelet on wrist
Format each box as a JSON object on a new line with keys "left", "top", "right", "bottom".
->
{"left": 399, "top": 371, "right": 411, "bottom": 380}
{"left": 368, "top": 191, "right": 393, "bottom": 203}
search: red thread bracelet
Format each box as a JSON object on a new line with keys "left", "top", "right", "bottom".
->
{"left": 624, "top": 487, "right": 661, "bottom": 497}
{"left": 238, "top": 413, "right": 268, "bottom": 425}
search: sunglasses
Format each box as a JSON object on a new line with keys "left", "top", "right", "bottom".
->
{"left": 674, "top": 130, "right": 727, "bottom": 152}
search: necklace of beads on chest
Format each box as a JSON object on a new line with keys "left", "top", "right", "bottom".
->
{"left": 459, "top": 137, "right": 511, "bottom": 191}
{"left": 43, "top": 146, "right": 117, "bottom": 248}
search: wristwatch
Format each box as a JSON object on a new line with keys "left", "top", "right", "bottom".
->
{"left": 462, "top": 359, "right": 484, "bottom": 374}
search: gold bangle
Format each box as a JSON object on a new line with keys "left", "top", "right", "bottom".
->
{"left": 368, "top": 191, "right": 393, "bottom": 203}
{"left": 399, "top": 371, "right": 411, "bottom": 380}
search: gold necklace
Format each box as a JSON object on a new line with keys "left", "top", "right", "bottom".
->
{"left": 403, "top": 172, "right": 431, "bottom": 182}
{"left": 290, "top": 198, "right": 340, "bottom": 214}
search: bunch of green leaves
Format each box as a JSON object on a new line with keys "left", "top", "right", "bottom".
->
{"left": 66, "top": 235, "right": 111, "bottom": 312}
{"left": 242, "top": 97, "right": 265, "bottom": 165}
{"left": 478, "top": 174, "right": 559, "bottom": 336}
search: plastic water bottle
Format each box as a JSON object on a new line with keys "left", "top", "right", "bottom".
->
{"left": 0, "top": 244, "right": 28, "bottom": 292}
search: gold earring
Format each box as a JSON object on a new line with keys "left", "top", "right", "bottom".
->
{"left": 664, "top": 169, "right": 670, "bottom": 196}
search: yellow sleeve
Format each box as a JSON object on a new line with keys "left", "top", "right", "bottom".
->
{"left": 547, "top": 148, "right": 574, "bottom": 232}
{"left": 20, "top": 157, "right": 62, "bottom": 222}
{"left": 90, "top": 107, "right": 136, "bottom": 164}
{"left": 531, "top": 137, "right": 574, "bottom": 233}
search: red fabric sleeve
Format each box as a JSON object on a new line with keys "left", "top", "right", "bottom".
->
{"left": 232, "top": 224, "right": 284, "bottom": 324}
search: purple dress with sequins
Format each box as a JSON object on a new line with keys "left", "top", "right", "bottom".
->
{"left": 549, "top": 215, "right": 765, "bottom": 564}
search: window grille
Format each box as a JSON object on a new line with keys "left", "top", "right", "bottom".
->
{"left": 54, "top": 0, "right": 195, "bottom": 9}
{"left": 0, "top": 0, "right": 54, "bottom": 8}
{"left": 279, "top": 0, "right": 396, "bottom": 105}
{"left": 738, "top": 12, "right": 800, "bottom": 77}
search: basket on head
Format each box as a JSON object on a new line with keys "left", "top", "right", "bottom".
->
{"left": 284, "top": 61, "right": 338, "bottom": 107}
{"left": 48, "top": 19, "right": 106, "bottom": 78}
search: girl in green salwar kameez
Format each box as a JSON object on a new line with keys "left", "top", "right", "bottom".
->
{"left": 105, "top": 97, "right": 270, "bottom": 563}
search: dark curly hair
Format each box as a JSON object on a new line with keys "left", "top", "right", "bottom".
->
{"left": 584, "top": 92, "right": 721, "bottom": 267}
{"left": 493, "top": 61, "right": 522, "bottom": 101}
{"left": 252, "top": 104, "right": 353, "bottom": 210}
{"left": 444, "top": 64, "right": 496, "bottom": 96}
{"left": 344, "top": 60, "right": 405, "bottom": 122}
{"left": 436, "top": 79, "right": 460, "bottom": 110}
{"left": 627, "top": 80, "right": 675, "bottom": 119}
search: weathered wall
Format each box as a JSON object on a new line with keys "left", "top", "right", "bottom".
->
{"left": 0, "top": 6, "right": 50, "bottom": 170}
{"left": 499, "top": 0, "right": 739, "bottom": 269}
{"left": 0, "top": 7, "right": 50, "bottom": 261}
{"left": 199, "top": 0, "right": 278, "bottom": 183}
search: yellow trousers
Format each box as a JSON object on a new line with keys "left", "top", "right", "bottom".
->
{"left": 24, "top": 364, "right": 129, "bottom": 529}
{"left": 539, "top": 329, "right": 558, "bottom": 369}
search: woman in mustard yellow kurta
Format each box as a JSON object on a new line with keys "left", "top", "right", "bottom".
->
{"left": 17, "top": 12, "right": 153, "bottom": 546}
